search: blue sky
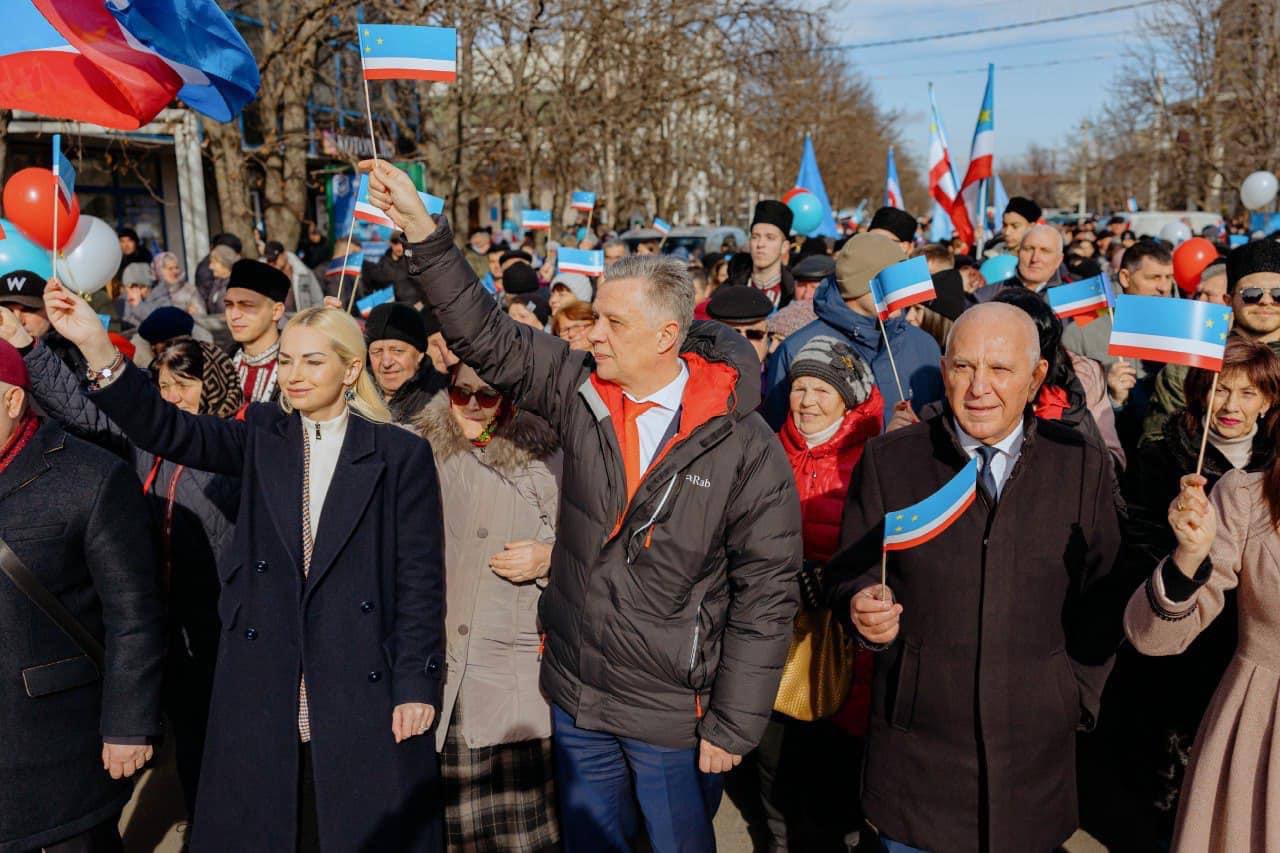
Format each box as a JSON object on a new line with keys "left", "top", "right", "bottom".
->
{"left": 829, "top": 1, "right": 1152, "bottom": 180}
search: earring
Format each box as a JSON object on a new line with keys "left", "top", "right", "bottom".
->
{"left": 344, "top": 386, "right": 355, "bottom": 402}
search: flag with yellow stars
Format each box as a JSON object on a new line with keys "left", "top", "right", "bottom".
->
{"left": 358, "top": 24, "right": 457, "bottom": 82}
{"left": 883, "top": 458, "right": 978, "bottom": 552}
{"left": 1109, "top": 294, "right": 1232, "bottom": 371}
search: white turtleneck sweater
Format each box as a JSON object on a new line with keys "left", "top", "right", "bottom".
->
{"left": 1209, "top": 423, "right": 1257, "bottom": 471}
{"left": 300, "top": 407, "right": 350, "bottom": 536}
{"left": 799, "top": 414, "right": 844, "bottom": 449}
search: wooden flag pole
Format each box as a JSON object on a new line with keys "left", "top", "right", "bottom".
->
{"left": 334, "top": 205, "right": 358, "bottom": 309}
{"left": 51, "top": 176, "right": 58, "bottom": 277}
{"left": 877, "top": 313, "right": 907, "bottom": 402}
{"left": 585, "top": 208, "right": 595, "bottom": 243}
{"left": 347, "top": 270, "right": 362, "bottom": 314}
{"left": 1194, "top": 370, "right": 1221, "bottom": 478}
{"left": 879, "top": 550, "right": 889, "bottom": 603}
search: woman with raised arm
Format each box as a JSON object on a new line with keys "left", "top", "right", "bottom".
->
{"left": 40, "top": 267, "right": 446, "bottom": 853}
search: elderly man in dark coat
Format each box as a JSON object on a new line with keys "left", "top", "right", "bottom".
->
{"left": 0, "top": 340, "right": 164, "bottom": 852}
{"left": 828, "top": 302, "right": 1123, "bottom": 852}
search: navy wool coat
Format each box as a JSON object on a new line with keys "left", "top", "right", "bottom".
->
{"left": 91, "top": 362, "right": 446, "bottom": 853}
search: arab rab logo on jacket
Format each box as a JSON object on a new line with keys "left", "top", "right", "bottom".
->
{"left": 686, "top": 473, "right": 711, "bottom": 489}
{"left": 6, "top": 275, "right": 26, "bottom": 292}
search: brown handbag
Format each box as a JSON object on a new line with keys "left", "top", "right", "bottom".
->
{"left": 772, "top": 606, "right": 854, "bottom": 721}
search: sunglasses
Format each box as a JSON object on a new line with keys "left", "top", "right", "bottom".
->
{"left": 449, "top": 386, "right": 502, "bottom": 407}
{"left": 736, "top": 328, "right": 768, "bottom": 341}
{"left": 1239, "top": 287, "right": 1280, "bottom": 304}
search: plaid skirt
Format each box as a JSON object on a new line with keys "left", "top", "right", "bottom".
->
{"left": 442, "top": 702, "right": 560, "bottom": 852}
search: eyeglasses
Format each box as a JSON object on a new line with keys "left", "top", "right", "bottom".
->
{"left": 1239, "top": 287, "right": 1280, "bottom": 304}
{"left": 449, "top": 386, "right": 502, "bottom": 407}
{"left": 735, "top": 327, "right": 768, "bottom": 341}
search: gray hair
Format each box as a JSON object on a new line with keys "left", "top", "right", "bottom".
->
{"left": 603, "top": 239, "right": 628, "bottom": 255}
{"left": 603, "top": 254, "right": 695, "bottom": 346}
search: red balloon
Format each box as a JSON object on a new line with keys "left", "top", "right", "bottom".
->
{"left": 2, "top": 167, "right": 80, "bottom": 251}
{"left": 781, "top": 186, "right": 807, "bottom": 204}
{"left": 1172, "top": 237, "right": 1219, "bottom": 294}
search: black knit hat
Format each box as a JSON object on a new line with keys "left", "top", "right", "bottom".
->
{"left": 788, "top": 335, "right": 875, "bottom": 409}
{"left": 1226, "top": 239, "right": 1280, "bottom": 289}
{"left": 502, "top": 262, "right": 540, "bottom": 295}
{"left": 751, "top": 200, "right": 794, "bottom": 236}
{"left": 868, "top": 206, "right": 917, "bottom": 243}
{"left": 1003, "top": 196, "right": 1042, "bottom": 224}
{"left": 138, "top": 306, "right": 195, "bottom": 344}
{"left": 227, "top": 259, "right": 290, "bottom": 303}
{"left": 365, "top": 303, "right": 427, "bottom": 351}
{"left": 707, "top": 284, "right": 773, "bottom": 323}
{"left": 419, "top": 305, "right": 442, "bottom": 337}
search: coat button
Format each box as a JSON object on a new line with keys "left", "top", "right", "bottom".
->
{"left": 244, "top": 628, "right": 258, "bottom": 640}
{"left": 458, "top": 624, "right": 469, "bottom": 636}
{"left": 427, "top": 659, "right": 441, "bottom": 675}
{"left": 476, "top": 527, "right": 488, "bottom": 538}
{"left": 368, "top": 671, "right": 383, "bottom": 683}
{"left": 360, "top": 600, "right": 375, "bottom": 613}
{"left": 255, "top": 560, "right": 267, "bottom": 573}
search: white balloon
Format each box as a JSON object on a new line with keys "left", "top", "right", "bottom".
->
{"left": 1240, "top": 170, "right": 1279, "bottom": 210}
{"left": 53, "top": 216, "right": 122, "bottom": 295}
{"left": 1159, "top": 220, "right": 1192, "bottom": 246}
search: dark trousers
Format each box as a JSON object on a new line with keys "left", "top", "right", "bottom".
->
{"left": 298, "top": 744, "right": 320, "bottom": 853}
{"left": 40, "top": 815, "right": 123, "bottom": 853}
{"left": 551, "top": 704, "right": 723, "bottom": 853}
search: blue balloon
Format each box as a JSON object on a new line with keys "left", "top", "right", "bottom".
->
{"left": 787, "top": 191, "right": 824, "bottom": 236}
{"left": 979, "top": 254, "right": 1018, "bottom": 284}
{"left": 0, "top": 219, "right": 52, "bottom": 278}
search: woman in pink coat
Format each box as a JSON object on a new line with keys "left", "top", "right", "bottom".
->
{"left": 1125, "top": 460, "right": 1280, "bottom": 851}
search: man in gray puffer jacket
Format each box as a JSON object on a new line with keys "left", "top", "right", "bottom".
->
{"left": 365, "top": 160, "right": 801, "bottom": 853}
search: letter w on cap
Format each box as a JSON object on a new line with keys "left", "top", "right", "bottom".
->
{"left": 6, "top": 276, "right": 26, "bottom": 292}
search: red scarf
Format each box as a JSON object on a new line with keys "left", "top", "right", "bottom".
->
{"left": 0, "top": 411, "right": 39, "bottom": 474}
{"left": 1035, "top": 385, "right": 1071, "bottom": 422}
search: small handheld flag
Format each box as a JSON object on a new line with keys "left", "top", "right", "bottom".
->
{"left": 870, "top": 256, "right": 935, "bottom": 320}
{"left": 356, "top": 286, "right": 395, "bottom": 317}
{"left": 52, "top": 134, "right": 75, "bottom": 209}
{"left": 652, "top": 217, "right": 672, "bottom": 236}
{"left": 558, "top": 248, "right": 604, "bottom": 277}
{"left": 883, "top": 459, "right": 978, "bottom": 551}
{"left": 326, "top": 252, "right": 364, "bottom": 279}
{"left": 521, "top": 210, "right": 551, "bottom": 231}
{"left": 358, "top": 25, "right": 457, "bottom": 82}
{"left": 354, "top": 174, "right": 443, "bottom": 228}
{"left": 1046, "top": 274, "right": 1112, "bottom": 320}
{"left": 884, "top": 147, "right": 903, "bottom": 210}
{"left": 1108, "top": 294, "right": 1232, "bottom": 371}
{"left": 570, "top": 190, "right": 596, "bottom": 212}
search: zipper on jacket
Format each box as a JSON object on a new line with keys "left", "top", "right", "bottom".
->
{"left": 625, "top": 472, "right": 680, "bottom": 565}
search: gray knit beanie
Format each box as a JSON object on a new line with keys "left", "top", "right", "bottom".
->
{"left": 788, "top": 335, "right": 875, "bottom": 409}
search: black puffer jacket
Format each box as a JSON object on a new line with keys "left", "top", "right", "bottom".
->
{"left": 406, "top": 218, "right": 802, "bottom": 755}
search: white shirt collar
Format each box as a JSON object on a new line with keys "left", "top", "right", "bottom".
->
{"left": 625, "top": 360, "right": 688, "bottom": 413}
{"left": 954, "top": 418, "right": 1024, "bottom": 458}
{"left": 301, "top": 406, "right": 351, "bottom": 439}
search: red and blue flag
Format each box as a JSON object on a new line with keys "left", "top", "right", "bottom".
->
{"left": 1046, "top": 273, "right": 1112, "bottom": 320}
{"left": 571, "top": 190, "right": 595, "bottom": 212}
{"left": 521, "top": 209, "right": 551, "bottom": 231}
{"left": 558, "top": 248, "right": 604, "bottom": 277}
{"left": 883, "top": 459, "right": 978, "bottom": 551}
{"left": 653, "top": 217, "right": 671, "bottom": 235}
{"left": 354, "top": 174, "right": 443, "bottom": 228}
{"left": 1108, "top": 294, "right": 1232, "bottom": 371}
{"left": 870, "top": 256, "right": 934, "bottom": 320}
{"left": 884, "top": 146, "right": 903, "bottom": 210}
{"left": 326, "top": 252, "right": 364, "bottom": 279}
{"left": 359, "top": 24, "right": 456, "bottom": 83}
{"left": 356, "top": 285, "right": 394, "bottom": 317}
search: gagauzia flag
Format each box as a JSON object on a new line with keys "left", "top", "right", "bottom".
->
{"left": 521, "top": 209, "right": 551, "bottom": 231}
{"left": 883, "top": 458, "right": 978, "bottom": 551}
{"left": 870, "top": 256, "right": 934, "bottom": 320}
{"left": 326, "top": 252, "right": 364, "bottom": 279}
{"left": 558, "top": 248, "right": 604, "bottom": 277}
{"left": 1108, "top": 294, "right": 1232, "bottom": 371}
{"left": 52, "top": 133, "right": 75, "bottom": 209}
{"left": 358, "top": 24, "right": 457, "bottom": 82}
{"left": 356, "top": 286, "right": 394, "bottom": 317}
{"left": 354, "top": 174, "right": 443, "bottom": 228}
{"left": 1046, "top": 273, "right": 1112, "bottom": 320}
{"left": 570, "top": 190, "right": 596, "bottom": 212}
{"left": 652, "top": 217, "right": 671, "bottom": 235}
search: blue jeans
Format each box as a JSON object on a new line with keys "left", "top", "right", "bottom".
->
{"left": 881, "top": 837, "right": 929, "bottom": 853}
{"left": 552, "top": 704, "right": 724, "bottom": 853}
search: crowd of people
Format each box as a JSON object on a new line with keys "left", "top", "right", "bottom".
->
{"left": 1, "top": 158, "right": 1278, "bottom": 853}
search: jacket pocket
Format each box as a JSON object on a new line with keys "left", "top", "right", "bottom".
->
{"left": 2, "top": 522, "right": 67, "bottom": 543}
{"left": 22, "top": 654, "right": 99, "bottom": 698}
{"left": 888, "top": 637, "right": 921, "bottom": 732}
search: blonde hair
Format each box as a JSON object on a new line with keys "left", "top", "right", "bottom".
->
{"left": 279, "top": 307, "right": 392, "bottom": 424}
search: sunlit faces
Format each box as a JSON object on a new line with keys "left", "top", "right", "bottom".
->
{"left": 277, "top": 324, "right": 362, "bottom": 419}
{"left": 1015, "top": 226, "right": 1063, "bottom": 288}
{"left": 157, "top": 366, "right": 203, "bottom": 414}
{"left": 1233, "top": 271, "right": 1280, "bottom": 340}
{"left": 448, "top": 363, "right": 503, "bottom": 441}
{"left": 789, "top": 375, "right": 847, "bottom": 435}
{"left": 942, "top": 305, "right": 1047, "bottom": 443}
{"left": 587, "top": 277, "right": 678, "bottom": 389}
{"left": 1119, "top": 256, "right": 1175, "bottom": 297}
{"left": 749, "top": 223, "right": 787, "bottom": 272}
{"left": 1209, "top": 368, "right": 1272, "bottom": 440}
{"left": 223, "top": 288, "right": 284, "bottom": 348}
{"left": 368, "top": 339, "right": 425, "bottom": 394}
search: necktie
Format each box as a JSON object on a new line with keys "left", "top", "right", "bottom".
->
{"left": 976, "top": 444, "right": 1000, "bottom": 503}
{"left": 621, "top": 398, "right": 658, "bottom": 501}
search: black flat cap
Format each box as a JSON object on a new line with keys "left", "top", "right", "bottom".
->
{"left": 791, "top": 254, "right": 836, "bottom": 282}
{"left": 502, "top": 262, "right": 540, "bottom": 295}
{"left": 751, "top": 200, "right": 794, "bottom": 236}
{"left": 227, "top": 259, "right": 290, "bottom": 303}
{"left": 707, "top": 285, "right": 774, "bottom": 324}
{"left": 868, "top": 206, "right": 917, "bottom": 243}
{"left": 1004, "top": 196, "right": 1042, "bottom": 224}
{"left": 1227, "top": 238, "right": 1280, "bottom": 288}
{"left": 365, "top": 303, "right": 427, "bottom": 351}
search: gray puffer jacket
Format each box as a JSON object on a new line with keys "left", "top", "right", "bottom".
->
{"left": 406, "top": 218, "right": 802, "bottom": 756}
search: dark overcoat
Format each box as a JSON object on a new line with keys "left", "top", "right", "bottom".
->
{"left": 0, "top": 421, "right": 164, "bottom": 851}
{"left": 827, "top": 410, "right": 1124, "bottom": 853}
{"left": 90, "top": 363, "right": 446, "bottom": 853}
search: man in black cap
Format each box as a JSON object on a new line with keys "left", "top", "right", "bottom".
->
{"left": 867, "top": 206, "right": 918, "bottom": 255}
{"left": 501, "top": 260, "right": 542, "bottom": 299}
{"left": 365, "top": 302, "right": 447, "bottom": 423}
{"left": 0, "top": 269, "right": 85, "bottom": 372}
{"left": 990, "top": 196, "right": 1041, "bottom": 256}
{"left": 223, "top": 259, "right": 290, "bottom": 404}
{"left": 727, "top": 199, "right": 795, "bottom": 309}
{"left": 707, "top": 284, "right": 774, "bottom": 364}
{"left": 116, "top": 226, "right": 153, "bottom": 279}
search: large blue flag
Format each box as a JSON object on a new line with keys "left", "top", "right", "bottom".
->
{"left": 106, "top": 0, "right": 259, "bottom": 122}
{"left": 795, "top": 134, "right": 839, "bottom": 238}
{"left": 1109, "top": 294, "right": 1232, "bottom": 371}
{"left": 884, "top": 459, "right": 978, "bottom": 551}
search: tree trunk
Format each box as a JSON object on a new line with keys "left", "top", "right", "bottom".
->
{"left": 203, "top": 117, "right": 257, "bottom": 256}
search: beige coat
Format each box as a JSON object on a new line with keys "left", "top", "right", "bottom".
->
{"left": 1125, "top": 469, "right": 1280, "bottom": 852}
{"left": 416, "top": 393, "right": 561, "bottom": 751}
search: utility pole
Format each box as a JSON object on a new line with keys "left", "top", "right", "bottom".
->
{"left": 1078, "top": 119, "right": 1091, "bottom": 221}
{"left": 1149, "top": 72, "right": 1165, "bottom": 211}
